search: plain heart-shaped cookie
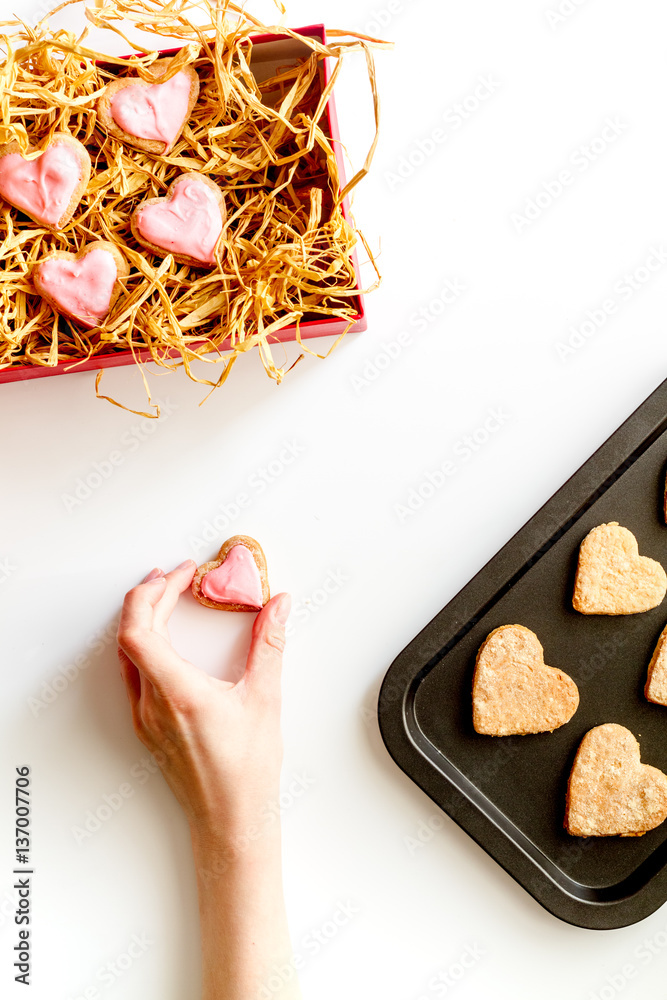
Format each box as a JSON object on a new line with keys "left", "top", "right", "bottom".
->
{"left": 565, "top": 723, "right": 667, "bottom": 836}
{"left": 97, "top": 58, "right": 199, "bottom": 155}
{"left": 645, "top": 624, "right": 667, "bottom": 706}
{"left": 33, "top": 241, "right": 129, "bottom": 329}
{"left": 472, "top": 624, "right": 579, "bottom": 735}
{"left": 192, "top": 535, "right": 270, "bottom": 612}
{"left": 131, "top": 172, "right": 225, "bottom": 267}
{"left": 572, "top": 522, "right": 667, "bottom": 615}
{"left": 0, "top": 133, "right": 91, "bottom": 230}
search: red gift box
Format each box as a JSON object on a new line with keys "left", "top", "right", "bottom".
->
{"left": 0, "top": 24, "right": 366, "bottom": 385}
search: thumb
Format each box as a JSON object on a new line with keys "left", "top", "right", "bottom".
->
{"left": 243, "top": 593, "right": 291, "bottom": 697}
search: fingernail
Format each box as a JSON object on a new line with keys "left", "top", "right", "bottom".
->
{"left": 272, "top": 593, "right": 291, "bottom": 625}
{"left": 147, "top": 575, "right": 167, "bottom": 584}
{"left": 175, "top": 559, "right": 195, "bottom": 571}
{"left": 143, "top": 567, "right": 164, "bottom": 583}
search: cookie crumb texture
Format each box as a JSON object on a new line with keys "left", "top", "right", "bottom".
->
{"left": 645, "top": 625, "right": 667, "bottom": 706}
{"left": 565, "top": 724, "right": 667, "bottom": 837}
{"left": 573, "top": 522, "right": 667, "bottom": 615}
{"left": 472, "top": 624, "right": 579, "bottom": 736}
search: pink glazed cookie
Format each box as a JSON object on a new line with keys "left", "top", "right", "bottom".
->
{"left": 192, "top": 536, "right": 270, "bottom": 612}
{"left": 0, "top": 133, "right": 91, "bottom": 231}
{"left": 33, "top": 241, "right": 129, "bottom": 329}
{"left": 131, "top": 172, "right": 225, "bottom": 267}
{"left": 97, "top": 58, "right": 200, "bottom": 155}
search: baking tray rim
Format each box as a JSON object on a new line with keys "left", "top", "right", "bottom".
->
{"left": 378, "top": 377, "right": 667, "bottom": 930}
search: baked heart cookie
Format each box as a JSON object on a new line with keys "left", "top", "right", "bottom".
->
{"left": 192, "top": 536, "right": 270, "bottom": 612}
{"left": 572, "top": 522, "right": 667, "bottom": 615}
{"left": 96, "top": 58, "right": 199, "bottom": 155}
{"left": 565, "top": 723, "right": 667, "bottom": 837}
{"left": 645, "top": 624, "right": 667, "bottom": 706}
{"left": 472, "top": 625, "right": 579, "bottom": 735}
{"left": 131, "top": 172, "right": 225, "bottom": 267}
{"left": 0, "top": 133, "right": 91, "bottom": 230}
{"left": 33, "top": 242, "right": 129, "bottom": 329}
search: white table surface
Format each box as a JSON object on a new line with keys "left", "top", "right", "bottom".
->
{"left": 3, "top": 0, "right": 667, "bottom": 997}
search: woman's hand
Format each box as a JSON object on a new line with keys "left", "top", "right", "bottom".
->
{"left": 117, "top": 560, "right": 291, "bottom": 846}
{"left": 117, "top": 561, "right": 300, "bottom": 1000}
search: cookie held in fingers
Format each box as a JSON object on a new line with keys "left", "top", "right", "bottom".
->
{"left": 96, "top": 58, "right": 199, "bottom": 155}
{"left": 572, "top": 522, "right": 667, "bottom": 615}
{"left": 645, "top": 624, "right": 667, "bottom": 706}
{"left": 472, "top": 624, "right": 579, "bottom": 736}
{"left": 33, "top": 241, "right": 129, "bottom": 329}
{"left": 131, "top": 172, "right": 225, "bottom": 267}
{"left": 565, "top": 723, "right": 667, "bottom": 837}
{"left": 192, "top": 536, "right": 270, "bottom": 612}
{"left": 0, "top": 133, "right": 91, "bottom": 230}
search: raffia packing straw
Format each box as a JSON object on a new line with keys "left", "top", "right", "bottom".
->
{"left": 0, "top": 0, "right": 386, "bottom": 415}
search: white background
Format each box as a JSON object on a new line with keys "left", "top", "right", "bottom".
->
{"left": 2, "top": 0, "right": 667, "bottom": 998}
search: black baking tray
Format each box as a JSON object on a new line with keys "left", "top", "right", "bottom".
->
{"left": 378, "top": 379, "right": 667, "bottom": 929}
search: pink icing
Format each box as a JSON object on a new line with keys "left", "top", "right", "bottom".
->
{"left": 0, "top": 142, "right": 83, "bottom": 228}
{"left": 37, "top": 248, "right": 118, "bottom": 328}
{"left": 136, "top": 175, "right": 222, "bottom": 264}
{"left": 110, "top": 71, "right": 192, "bottom": 149}
{"left": 201, "top": 545, "right": 264, "bottom": 608}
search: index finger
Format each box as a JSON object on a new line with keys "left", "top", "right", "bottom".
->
{"left": 153, "top": 560, "right": 197, "bottom": 636}
{"left": 119, "top": 573, "right": 167, "bottom": 635}
{"left": 117, "top": 574, "right": 190, "bottom": 693}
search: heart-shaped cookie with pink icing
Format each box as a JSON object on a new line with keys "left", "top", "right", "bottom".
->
{"left": 192, "top": 536, "right": 270, "bottom": 612}
{"left": 0, "top": 133, "right": 91, "bottom": 231}
{"left": 33, "top": 241, "right": 129, "bottom": 329}
{"left": 131, "top": 172, "right": 225, "bottom": 267}
{"left": 97, "top": 58, "right": 200, "bottom": 155}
